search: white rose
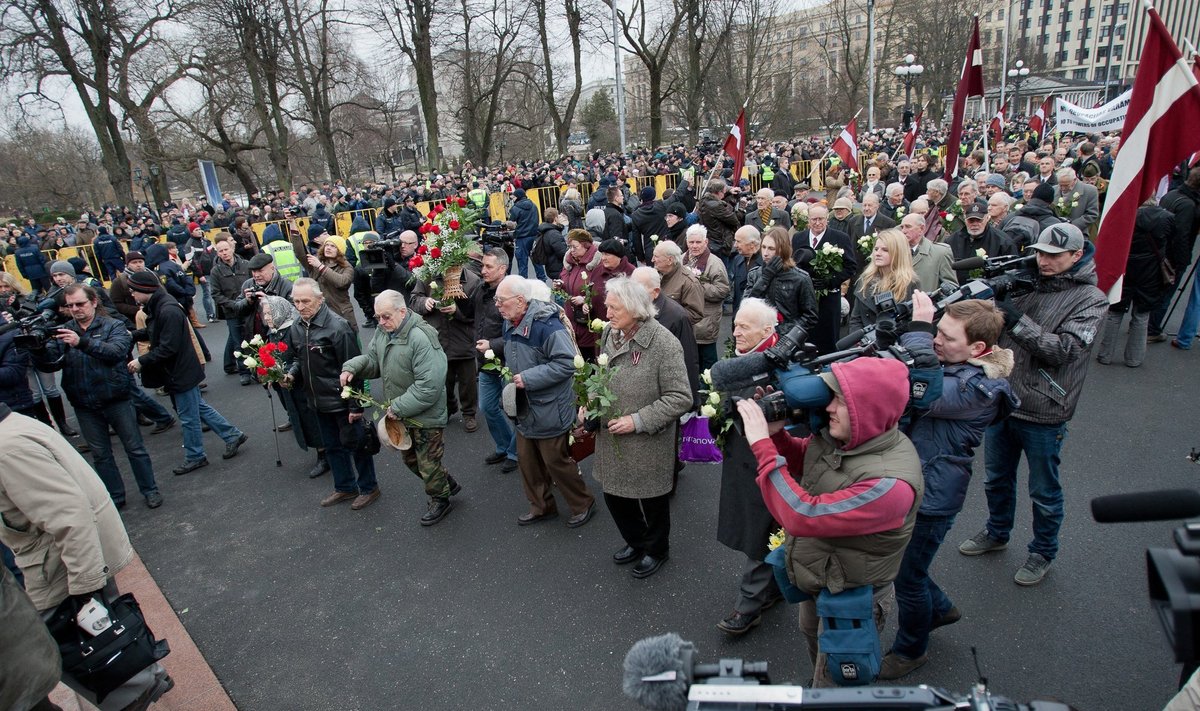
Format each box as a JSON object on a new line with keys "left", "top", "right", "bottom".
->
{"left": 240, "top": 340, "right": 249, "bottom": 348}
{"left": 340, "top": 386, "right": 352, "bottom": 399}
{"left": 590, "top": 318, "right": 606, "bottom": 331}
{"left": 708, "top": 391, "right": 720, "bottom": 405}
{"left": 233, "top": 350, "right": 242, "bottom": 358}
{"left": 244, "top": 357, "right": 256, "bottom": 367}
{"left": 701, "top": 369, "right": 712, "bottom": 385}
{"left": 597, "top": 353, "right": 609, "bottom": 366}
{"left": 650, "top": 234, "right": 659, "bottom": 242}
{"left": 573, "top": 354, "right": 586, "bottom": 369}
{"left": 484, "top": 349, "right": 495, "bottom": 360}
{"left": 250, "top": 335, "right": 264, "bottom": 346}
{"left": 700, "top": 404, "right": 718, "bottom": 418}
{"left": 580, "top": 271, "right": 589, "bottom": 281}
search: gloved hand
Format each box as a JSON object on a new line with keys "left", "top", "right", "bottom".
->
{"left": 996, "top": 298, "right": 1023, "bottom": 329}
{"left": 761, "top": 256, "right": 783, "bottom": 281}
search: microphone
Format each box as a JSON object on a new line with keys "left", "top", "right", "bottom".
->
{"left": 951, "top": 255, "right": 986, "bottom": 271}
{"left": 622, "top": 633, "right": 694, "bottom": 711}
{"left": 708, "top": 351, "right": 773, "bottom": 391}
{"left": 836, "top": 328, "right": 866, "bottom": 350}
{"left": 1091, "top": 489, "right": 1200, "bottom": 523}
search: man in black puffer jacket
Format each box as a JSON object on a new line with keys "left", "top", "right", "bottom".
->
{"left": 630, "top": 186, "right": 668, "bottom": 265}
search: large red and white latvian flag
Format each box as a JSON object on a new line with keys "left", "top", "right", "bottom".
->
{"left": 944, "top": 16, "right": 984, "bottom": 180}
{"left": 1093, "top": 7, "right": 1200, "bottom": 301}
{"left": 831, "top": 117, "right": 859, "bottom": 170}
{"left": 723, "top": 106, "right": 747, "bottom": 183}
{"left": 1027, "top": 95, "right": 1054, "bottom": 143}
{"left": 902, "top": 110, "right": 923, "bottom": 157}
{"left": 991, "top": 102, "right": 1008, "bottom": 146}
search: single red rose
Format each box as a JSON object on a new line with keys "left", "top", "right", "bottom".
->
{"left": 430, "top": 247, "right": 442, "bottom": 259}
{"left": 262, "top": 354, "right": 276, "bottom": 367}
{"left": 457, "top": 197, "right": 467, "bottom": 207}
{"left": 256, "top": 367, "right": 268, "bottom": 376}
{"left": 427, "top": 212, "right": 436, "bottom": 221}
{"left": 420, "top": 223, "right": 432, "bottom": 234}
{"left": 277, "top": 342, "right": 288, "bottom": 353}
{"left": 433, "top": 204, "right": 444, "bottom": 214}
{"left": 448, "top": 219, "right": 460, "bottom": 230}
{"left": 410, "top": 255, "right": 424, "bottom": 268}
{"left": 939, "top": 210, "right": 948, "bottom": 218}
{"left": 430, "top": 224, "right": 441, "bottom": 234}
{"left": 417, "top": 244, "right": 429, "bottom": 255}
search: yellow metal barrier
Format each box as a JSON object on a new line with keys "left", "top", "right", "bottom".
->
{"left": 4, "top": 244, "right": 110, "bottom": 292}
{"left": 250, "top": 217, "right": 311, "bottom": 246}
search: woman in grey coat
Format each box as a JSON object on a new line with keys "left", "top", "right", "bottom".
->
{"left": 591, "top": 276, "right": 692, "bottom": 579}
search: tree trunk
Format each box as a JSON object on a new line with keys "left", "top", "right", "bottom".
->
{"left": 648, "top": 71, "right": 664, "bottom": 150}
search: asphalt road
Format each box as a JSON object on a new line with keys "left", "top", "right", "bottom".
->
{"left": 111, "top": 310, "right": 1198, "bottom": 711}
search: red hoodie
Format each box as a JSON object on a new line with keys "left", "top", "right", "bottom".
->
{"left": 752, "top": 358, "right": 917, "bottom": 538}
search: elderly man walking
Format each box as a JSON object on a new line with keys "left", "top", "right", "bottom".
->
{"left": 494, "top": 275, "right": 596, "bottom": 528}
{"left": 341, "top": 289, "right": 461, "bottom": 526}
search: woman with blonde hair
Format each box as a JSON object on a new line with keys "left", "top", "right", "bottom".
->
{"left": 849, "top": 228, "right": 918, "bottom": 330}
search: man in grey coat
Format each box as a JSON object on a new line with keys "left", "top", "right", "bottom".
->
{"left": 900, "top": 213, "right": 957, "bottom": 292}
{"left": 1052, "top": 168, "right": 1100, "bottom": 235}
{"left": 495, "top": 275, "right": 596, "bottom": 528}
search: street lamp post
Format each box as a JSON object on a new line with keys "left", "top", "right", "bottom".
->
{"left": 1007, "top": 60, "right": 1030, "bottom": 116}
{"left": 133, "top": 167, "right": 151, "bottom": 208}
{"left": 894, "top": 54, "right": 924, "bottom": 132}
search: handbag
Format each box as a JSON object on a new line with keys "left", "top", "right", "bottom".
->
{"left": 570, "top": 430, "right": 596, "bottom": 461}
{"left": 47, "top": 593, "right": 170, "bottom": 702}
{"left": 1147, "top": 235, "right": 1176, "bottom": 287}
{"left": 678, "top": 414, "right": 722, "bottom": 463}
{"left": 815, "top": 586, "right": 882, "bottom": 686}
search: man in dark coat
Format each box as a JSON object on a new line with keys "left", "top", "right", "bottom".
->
{"left": 946, "top": 203, "right": 1017, "bottom": 284}
{"left": 508, "top": 188, "right": 543, "bottom": 279}
{"left": 847, "top": 193, "right": 897, "bottom": 244}
{"left": 127, "top": 271, "right": 246, "bottom": 475}
{"left": 602, "top": 186, "right": 627, "bottom": 243}
{"left": 13, "top": 236, "right": 49, "bottom": 294}
{"left": 410, "top": 268, "right": 482, "bottom": 433}
{"left": 791, "top": 204, "right": 858, "bottom": 354}
{"left": 210, "top": 238, "right": 254, "bottom": 383}
{"left": 697, "top": 178, "right": 740, "bottom": 259}
{"left": 731, "top": 225, "right": 764, "bottom": 313}
{"left": 1151, "top": 165, "right": 1200, "bottom": 341}
{"left": 630, "top": 186, "right": 668, "bottom": 264}
{"left": 1095, "top": 200, "right": 1174, "bottom": 367}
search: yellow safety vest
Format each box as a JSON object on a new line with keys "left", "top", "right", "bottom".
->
{"left": 468, "top": 188, "right": 488, "bottom": 208}
{"left": 262, "top": 241, "right": 302, "bottom": 282}
{"left": 761, "top": 164, "right": 775, "bottom": 182}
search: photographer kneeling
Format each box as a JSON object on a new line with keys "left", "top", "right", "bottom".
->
{"left": 737, "top": 357, "right": 923, "bottom": 688}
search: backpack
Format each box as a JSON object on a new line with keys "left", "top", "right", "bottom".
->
{"left": 531, "top": 227, "right": 555, "bottom": 265}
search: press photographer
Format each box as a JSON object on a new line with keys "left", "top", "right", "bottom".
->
{"left": 354, "top": 231, "right": 415, "bottom": 328}
{"left": 956, "top": 224, "right": 1108, "bottom": 586}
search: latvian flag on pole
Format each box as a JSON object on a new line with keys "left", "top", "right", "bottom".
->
{"left": 902, "top": 110, "right": 923, "bottom": 158}
{"left": 1027, "top": 95, "right": 1054, "bottom": 143}
{"left": 1093, "top": 4, "right": 1200, "bottom": 301}
{"left": 944, "top": 16, "right": 984, "bottom": 180}
{"left": 831, "top": 117, "right": 859, "bottom": 170}
{"left": 723, "top": 105, "right": 747, "bottom": 184}
{"left": 991, "top": 102, "right": 1008, "bottom": 146}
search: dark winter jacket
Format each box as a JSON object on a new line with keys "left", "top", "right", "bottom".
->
{"left": 374, "top": 207, "right": 405, "bottom": 236}
{"left": 34, "top": 314, "right": 137, "bottom": 411}
{"left": 502, "top": 299, "right": 578, "bottom": 439}
{"left": 629, "top": 201, "right": 669, "bottom": 262}
{"left": 946, "top": 225, "right": 1017, "bottom": 283}
{"left": 133, "top": 289, "right": 204, "bottom": 394}
{"left": 1121, "top": 204, "right": 1174, "bottom": 310}
{"left": 230, "top": 269, "right": 293, "bottom": 337}
{"left": 410, "top": 270, "right": 480, "bottom": 360}
{"left": 472, "top": 278, "right": 506, "bottom": 366}
{"left": 697, "top": 194, "right": 739, "bottom": 257}
{"left": 1160, "top": 183, "right": 1200, "bottom": 270}
{"left": 900, "top": 330, "right": 1018, "bottom": 517}
{"left": 534, "top": 223, "right": 568, "bottom": 279}
{"left": 210, "top": 255, "right": 252, "bottom": 320}
{"left": 286, "top": 303, "right": 363, "bottom": 414}
{"left": 1015, "top": 199, "right": 1066, "bottom": 238}
{"left": 13, "top": 238, "right": 47, "bottom": 281}
{"left": 509, "top": 196, "right": 539, "bottom": 241}
{"left": 145, "top": 244, "right": 195, "bottom": 309}
{"left": 0, "top": 329, "right": 37, "bottom": 412}
{"left": 745, "top": 260, "right": 819, "bottom": 336}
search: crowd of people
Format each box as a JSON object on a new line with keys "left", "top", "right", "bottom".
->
{"left": 2, "top": 119, "right": 1200, "bottom": 711}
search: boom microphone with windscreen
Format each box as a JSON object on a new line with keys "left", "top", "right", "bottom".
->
{"left": 1091, "top": 489, "right": 1200, "bottom": 523}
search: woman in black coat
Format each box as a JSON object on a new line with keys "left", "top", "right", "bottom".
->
{"left": 744, "top": 227, "right": 819, "bottom": 338}
{"left": 1095, "top": 201, "right": 1174, "bottom": 367}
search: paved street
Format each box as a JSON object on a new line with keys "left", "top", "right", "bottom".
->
{"left": 112, "top": 312, "right": 1197, "bottom": 710}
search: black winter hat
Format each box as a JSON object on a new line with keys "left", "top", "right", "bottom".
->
{"left": 128, "top": 271, "right": 162, "bottom": 293}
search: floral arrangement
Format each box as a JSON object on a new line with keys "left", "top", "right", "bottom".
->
{"left": 550, "top": 284, "right": 570, "bottom": 304}
{"left": 573, "top": 353, "right": 619, "bottom": 424}
{"left": 481, "top": 349, "right": 512, "bottom": 381}
{"left": 791, "top": 202, "right": 809, "bottom": 232}
{"left": 893, "top": 205, "right": 906, "bottom": 219}
{"left": 699, "top": 369, "right": 734, "bottom": 450}
{"left": 407, "top": 197, "right": 481, "bottom": 299}
{"left": 767, "top": 527, "right": 787, "bottom": 551}
{"left": 944, "top": 199, "right": 964, "bottom": 226}
{"left": 235, "top": 335, "right": 288, "bottom": 384}
{"left": 856, "top": 233, "right": 876, "bottom": 258}
{"left": 810, "top": 242, "right": 845, "bottom": 297}
{"left": 1054, "top": 191, "right": 1080, "bottom": 218}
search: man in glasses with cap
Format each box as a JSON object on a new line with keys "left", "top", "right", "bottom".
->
{"left": 957, "top": 223, "right": 1107, "bottom": 586}
{"left": 946, "top": 202, "right": 1017, "bottom": 284}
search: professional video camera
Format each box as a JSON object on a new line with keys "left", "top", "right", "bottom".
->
{"left": 360, "top": 233, "right": 405, "bottom": 270}
{"left": 622, "top": 633, "right": 1070, "bottom": 710}
{"left": 0, "top": 304, "right": 68, "bottom": 350}
{"left": 951, "top": 253, "right": 1040, "bottom": 299}
{"left": 1092, "top": 489, "right": 1200, "bottom": 687}
{"left": 477, "top": 220, "right": 515, "bottom": 252}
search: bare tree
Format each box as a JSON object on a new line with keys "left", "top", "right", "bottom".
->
{"left": 377, "top": 0, "right": 443, "bottom": 171}
{"left": 706, "top": 0, "right": 795, "bottom": 138}
{"left": 522, "top": 0, "right": 588, "bottom": 155}
{"left": 605, "top": 0, "right": 686, "bottom": 149}
{"left": 0, "top": 123, "right": 110, "bottom": 210}
{"left": 892, "top": 0, "right": 979, "bottom": 122}
{"left": 670, "top": 0, "right": 737, "bottom": 144}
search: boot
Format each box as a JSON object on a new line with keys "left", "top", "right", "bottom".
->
{"left": 26, "top": 400, "right": 52, "bottom": 427}
{"left": 46, "top": 395, "right": 78, "bottom": 437}
{"left": 189, "top": 309, "right": 207, "bottom": 328}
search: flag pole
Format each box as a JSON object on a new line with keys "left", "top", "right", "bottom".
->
{"left": 696, "top": 97, "right": 750, "bottom": 207}
{"left": 891, "top": 101, "right": 928, "bottom": 161}
{"left": 818, "top": 107, "right": 864, "bottom": 164}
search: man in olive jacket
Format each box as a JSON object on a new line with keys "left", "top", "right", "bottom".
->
{"left": 341, "top": 289, "right": 460, "bottom": 526}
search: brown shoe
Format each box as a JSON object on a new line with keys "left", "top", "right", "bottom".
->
{"left": 320, "top": 491, "right": 357, "bottom": 507}
{"left": 463, "top": 416, "right": 478, "bottom": 433}
{"left": 350, "top": 489, "right": 381, "bottom": 510}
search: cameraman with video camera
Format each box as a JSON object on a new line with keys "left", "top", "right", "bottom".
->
{"left": 735, "top": 356, "right": 924, "bottom": 688}
{"left": 957, "top": 224, "right": 1108, "bottom": 586}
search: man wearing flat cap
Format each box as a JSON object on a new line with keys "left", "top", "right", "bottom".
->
{"left": 229, "top": 252, "right": 293, "bottom": 342}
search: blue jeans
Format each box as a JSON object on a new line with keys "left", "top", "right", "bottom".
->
{"left": 478, "top": 370, "right": 517, "bottom": 460}
{"left": 891, "top": 513, "right": 956, "bottom": 658}
{"left": 315, "top": 410, "right": 377, "bottom": 494}
{"left": 224, "top": 318, "right": 249, "bottom": 373}
{"left": 984, "top": 418, "right": 1067, "bottom": 560}
{"left": 173, "top": 386, "right": 243, "bottom": 463}
{"left": 76, "top": 399, "right": 160, "bottom": 503}
{"left": 1172, "top": 272, "right": 1200, "bottom": 348}
{"left": 198, "top": 281, "right": 216, "bottom": 320}
{"left": 514, "top": 236, "right": 547, "bottom": 280}
{"left": 130, "top": 384, "right": 174, "bottom": 426}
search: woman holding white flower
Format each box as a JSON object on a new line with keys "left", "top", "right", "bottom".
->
{"left": 558, "top": 229, "right": 605, "bottom": 361}
{"left": 591, "top": 277, "right": 692, "bottom": 579}
{"left": 849, "top": 229, "right": 919, "bottom": 331}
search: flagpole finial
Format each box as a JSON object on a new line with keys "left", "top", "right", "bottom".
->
{"left": 1142, "top": 0, "right": 1153, "bottom": 9}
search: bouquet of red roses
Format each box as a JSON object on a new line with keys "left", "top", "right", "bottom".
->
{"left": 235, "top": 334, "right": 288, "bottom": 384}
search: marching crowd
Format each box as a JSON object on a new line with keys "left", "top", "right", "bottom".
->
{"left": 2, "top": 123, "right": 1200, "bottom": 710}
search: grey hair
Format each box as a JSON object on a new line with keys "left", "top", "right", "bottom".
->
{"left": 863, "top": 193, "right": 881, "bottom": 206}
{"left": 605, "top": 275, "right": 658, "bottom": 321}
{"left": 736, "top": 297, "right": 778, "bottom": 330}
{"left": 706, "top": 178, "right": 727, "bottom": 194}
{"left": 988, "top": 193, "right": 1014, "bottom": 209}
{"left": 499, "top": 274, "right": 532, "bottom": 301}
{"left": 631, "top": 265, "right": 663, "bottom": 290}
{"left": 293, "top": 277, "right": 323, "bottom": 298}
{"left": 374, "top": 289, "right": 407, "bottom": 312}
{"left": 735, "top": 225, "right": 762, "bottom": 245}
{"left": 527, "top": 278, "right": 551, "bottom": 302}
{"left": 484, "top": 247, "right": 510, "bottom": 268}
{"left": 654, "top": 239, "right": 684, "bottom": 268}
{"left": 1056, "top": 167, "right": 1078, "bottom": 181}
{"left": 755, "top": 188, "right": 774, "bottom": 199}
{"left": 885, "top": 182, "right": 904, "bottom": 198}
{"left": 685, "top": 223, "right": 708, "bottom": 240}
{"left": 927, "top": 179, "right": 948, "bottom": 196}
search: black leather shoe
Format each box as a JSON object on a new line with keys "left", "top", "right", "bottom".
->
{"left": 484, "top": 452, "right": 507, "bottom": 465}
{"left": 145, "top": 492, "right": 164, "bottom": 509}
{"left": 716, "top": 610, "right": 762, "bottom": 635}
{"left": 307, "top": 458, "right": 331, "bottom": 479}
{"left": 517, "top": 510, "right": 558, "bottom": 526}
{"left": 137, "top": 413, "right": 153, "bottom": 427}
{"left": 420, "top": 498, "right": 453, "bottom": 526}
{"left": 566, "top": 503, "right": 595, "bottom": 528}
{"left": 150, "top": 418, "right": 176, "bottom": 435}
{"left": 501, "top": 459, "right": 518, "bottom": 473}
{"left": 222, "top": 433, "right": 248, "bottom": 460}
{"left": 448, "top": 476, "right": 462, "bottom": 497}
{"left": 613, "top": 546, "right": 642, "bottom": 565}
{"left": 631, "top": 554, "right": 668, "bottom": 579}
{"left": 173, "top": 458, "right": 209, "bottom": 475}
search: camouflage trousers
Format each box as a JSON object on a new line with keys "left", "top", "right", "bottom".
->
{"left": 402, "top": 427, "right": 451, "bottom": 499}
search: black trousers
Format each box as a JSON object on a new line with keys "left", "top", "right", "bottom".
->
{"left": 604, "top": 492, "right": 671, "bottom": 558}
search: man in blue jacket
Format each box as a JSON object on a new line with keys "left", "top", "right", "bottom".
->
{"left": 880, "top": 296, "right": 1018, "bottom": 680}
{"left": 13, "top": 236, "right": 49, "bottom": 294}
{"left": 507, "top": 189, "right": 544, "bottom": 280}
